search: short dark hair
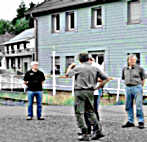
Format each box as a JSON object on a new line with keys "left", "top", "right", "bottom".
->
{"left": 79, "top": 53, "right": 89, "bottom": 62}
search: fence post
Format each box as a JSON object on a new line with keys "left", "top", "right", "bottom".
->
{"left": 116, "top": 78, "right": 121, "bottom": 102}
{"left": 72, "top": 76, "right": 75, "bottom": 96}
{"left": 52, "top": 50, "right": 56, "bottom": 96}
{"left": 0, "top": 75, "right": 2, "bottom": 90}
{"left": 11, "top": 75, "right": 14, "bottom": 92}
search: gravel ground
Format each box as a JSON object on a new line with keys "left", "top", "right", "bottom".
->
{"left": 0, "top": 104, "right": 147, "bottom": 142}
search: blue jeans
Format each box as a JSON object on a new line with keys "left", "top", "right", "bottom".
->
{"left": 94, "top": 88, "right": 103, "bottom": 112}
{"left": 27, "top": 91, "right": 43, "bottom": 118}
{"left": 125, "top": 85, "right": 144, "bottom": 123}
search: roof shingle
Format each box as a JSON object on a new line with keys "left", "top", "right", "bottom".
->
{"left": 27, "top": 0, "right": 120, "bottom": 16}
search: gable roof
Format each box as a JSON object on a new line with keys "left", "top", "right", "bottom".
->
{"left": 0, "top": 33, "right": 15, "bottom": 45}
{"left": 1, "top": 28, "right": 34, "bottom": 46}
{"left": 27, "top": 0, "right": 121, "bottom": 17}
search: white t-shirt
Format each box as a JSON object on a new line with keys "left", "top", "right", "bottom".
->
{"left": 92, "top": 62, "right": 104, "bottom": 95}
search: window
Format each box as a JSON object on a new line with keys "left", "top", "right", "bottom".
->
{"left": 66, "top": 56, "right": 74, "bottom": 71}
{"left": 89, "top": 50, "right": 105, "bottom": 71}
{"left": 11, "top": 45, "right": 15, "bottom": 54}
{"left": 6, "top": 58, "right": 9, "bottom": 69}
{"left": 6, "top": 46, "right": 9, "bottom": 54}
{"left": 91, "top": 7, "right": 102, "bottom": 28}
{"left": 66, "top": 11, "right": 75, "bottom": 31}
{"left": 52, "top": 14, "right": 60, "bottom": 33}
{"left": 51, "top": 56, "right": 60, "bottom": 75}
{"left": 127, "top": 0, "right": 141, "bottom": 24}
{"left": 127, "top": 53, "right": 140, "bottom": 65}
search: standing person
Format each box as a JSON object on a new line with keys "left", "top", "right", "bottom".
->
{"left": 86, "top": 57, "right": 111, "bottom": 135}
{"left": 24, "top": 61, "right": 45, "bottom": 120}
{"left": 122, "top": 54, "right": 145, "bottom": 129}
{"left": 89, "top": 57, "right": 105, "bottom": 121}
{"left": 66, "top": 53, "right": 110, "bottom": 141}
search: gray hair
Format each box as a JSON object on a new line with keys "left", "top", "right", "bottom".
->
{"left": 127, "top": 54, "right": 137, "bottom": 61}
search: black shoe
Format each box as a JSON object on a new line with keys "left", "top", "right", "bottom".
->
{"left": 77, "top": 132, "right": 82, "bottom": 136}
{"left": 26, "top": 116, "right": 32, "bottom": 120}
{"left": 38, "top": 117, "right": 45, "bottom": 120}
{"left": 122, "top": 122, "right": 135, "bottom": 128}
{"left": 138, "top": 122, "right": 144, "bottom": 129}
{"left": 91, "top": 132, "right": 105, "bottom": 140}
{"left": 78, "top": 134, "right": 90, "bottom": 141}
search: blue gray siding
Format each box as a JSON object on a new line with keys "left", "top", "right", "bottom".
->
{"left": 37, "top": 0, "right": 147, "bottom": 91}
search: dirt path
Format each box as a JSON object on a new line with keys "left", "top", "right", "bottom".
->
{"left": 0, "top": 105, "right": 147, "bottom": 142}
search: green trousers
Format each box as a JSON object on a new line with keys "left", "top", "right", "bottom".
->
{"left": 74, "top": 90, "right": 102, "bottom": 134}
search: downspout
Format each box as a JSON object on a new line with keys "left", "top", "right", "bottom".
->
{"left": 34, "top": 17, "right": 38, "bottom": 61}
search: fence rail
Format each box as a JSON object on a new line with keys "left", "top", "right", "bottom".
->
{"left": 0, "top": 74, "right": 147, "bottom": 102}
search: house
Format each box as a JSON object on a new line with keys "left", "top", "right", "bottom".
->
{"left": 27, "top": 0, "right": 147, "bottom": 91}
{"left": 0, "top": 28, "right": 35, "bottom": 74}
{"left": 0, "top": 33, "right": 15, "bottom": 69}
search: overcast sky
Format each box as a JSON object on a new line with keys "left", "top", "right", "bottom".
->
{"left": 0, "top": 0, "right": 44, "bottom": 21}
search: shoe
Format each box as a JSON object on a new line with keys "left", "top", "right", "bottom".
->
{"left": 77, "top": 132, "right": 82, "bottom": 136}
{"left": 26, "top": 116, "right": 32, "bottom": 120}
{"left": 138, "top": 122, "right": 144, "bottom": 129}
{"left": 122, "top": 122, "right": 135, "bottom": 128}
{"left": 91, "top": 132, "right": 105, "bottom": 140}
{"left": 78, "top": 134, "right": 90, "bottom": 141}
{"left": 38, "top": 117, "right": 45, "bottom": 120}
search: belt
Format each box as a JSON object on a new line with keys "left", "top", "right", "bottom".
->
{"left": 126, "top": 84, "right": 138, "bottom": 87}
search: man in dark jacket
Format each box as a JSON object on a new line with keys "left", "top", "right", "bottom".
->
{"left": 24, "top": 61, "right": 45, "bottom": 120}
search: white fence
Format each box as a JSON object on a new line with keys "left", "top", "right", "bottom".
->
{"left": 0, "top": 74, "right": 147, "bottom": 102}
{"left": 0, "top": 75, "right": 24, "bottom": 92}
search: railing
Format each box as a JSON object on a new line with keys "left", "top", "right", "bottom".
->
{"left": 43, "top": 76, "right": 147, "bottom": 102}
{"left": 5, "top": 48, "right": 35, "bottom": 56}
{"left": 0, "top": 74, "right": 146, "bottom": 103}
{"left": 0, "top": 74, "right": 24, "bottom": 92}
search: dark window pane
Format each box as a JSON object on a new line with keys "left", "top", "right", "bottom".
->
{"left": 96, "top": 9, "right": 102, "bottom": 26}
{"left": 71, "top": 12, "right": 75, "bottom": 29}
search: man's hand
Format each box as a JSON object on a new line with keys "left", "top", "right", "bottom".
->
{"left": 65, "top": 63, "right": 76, "bottom": 77}
{"left": 24, "top": 81, "right": 28, "bottom": 85}
{"left": 96, "top": 77, "right": 113, "bottom": 90}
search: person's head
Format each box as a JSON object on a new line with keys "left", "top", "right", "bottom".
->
{"left": 78, "top": 52, "right": 89, "bottom": 63}
{"left": 31, "top": 61, "right": 39, "bottom": 70}
{"left": 127, "top": 54, "right": 137, "bottom": 66}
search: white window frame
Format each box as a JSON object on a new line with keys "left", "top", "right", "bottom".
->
{"left": 127, "top": 0, "right": 141, "bottom": 24}
{"left": 66, "top": 11, "right": 75, "bottom": 31}
{"left": 51, "top": 14, "right": 60, "bottom": 33}
{"left": 91, "top": 6, "right": 103, "bottom": 28}
{"left": 65, "top": 56, "right": 75, "bottom": 71}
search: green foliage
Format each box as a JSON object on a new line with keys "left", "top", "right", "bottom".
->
{"left": 0, "top": 19, "right": 14, "bottom": 34}
{"left": 13, "top": 18, "right": 29, "bottom": 35}
{"left": 0, "top": 1, "right": 36, "bottom": 35}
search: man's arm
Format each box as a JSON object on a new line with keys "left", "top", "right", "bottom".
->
{"left": 24, "top": 81, "right": 28, "bottom": 85}
{"left": 65, "top": 63, "right": 76, "bottom": 77}
{"left": 142, "top": 79, "right": 145, "bottom": 87}
{"left": 96, "top": 77, "right": 113, "bottom": 89}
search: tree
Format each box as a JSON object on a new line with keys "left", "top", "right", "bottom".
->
{"left": 26, "top": 1, "right": 36, "bottom": 28}
{"left": 0, "top": 19, "right": 14, "bottom": 35}
{"left": 13, "top": 18, "right": 29, "bottom": 35}
{"left": 12, "top": 0, "right": 27, "bottom": 25}
{"left": 11, "top": 1, "right": 36, "bottom": 34}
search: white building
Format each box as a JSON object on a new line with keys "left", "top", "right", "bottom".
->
{"left": 0, "top": 28, "right": 35, "bottom": 74}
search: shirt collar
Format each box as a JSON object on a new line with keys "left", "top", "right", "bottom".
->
{"left": 127, "top": 65, "right": 136, "bottom": 69}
